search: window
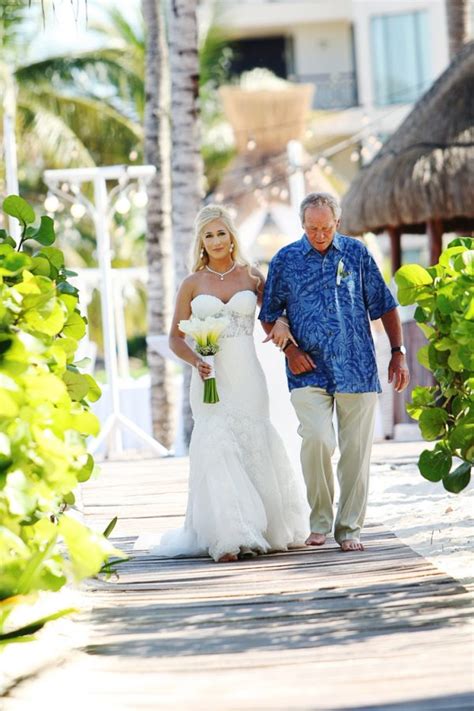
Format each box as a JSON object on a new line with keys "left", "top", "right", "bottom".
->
{"left": 371, "top": 11, "right": 431, "bottom": 106}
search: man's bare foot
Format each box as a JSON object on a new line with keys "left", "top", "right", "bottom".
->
{"left": 217, "top": 553, "right": 238, "bottom": 563}
{"left": 340, "top": 539, "right": 364, "bottom": 552}
{"left": 305, "top": 533, "right": 326, "bottom": 546}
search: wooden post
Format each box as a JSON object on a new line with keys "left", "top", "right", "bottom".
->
{"left": 387, "top": 226, "right": 402, "bottom": 274}
{"left": 427, "top": 219, "right": 443, "bottom": 265}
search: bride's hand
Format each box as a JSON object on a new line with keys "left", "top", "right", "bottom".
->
{"left": 195, "top": 359, "right": 212, "bottom": 381}
{"left": 263, "top": 319, "right": 298, "bottom": 350}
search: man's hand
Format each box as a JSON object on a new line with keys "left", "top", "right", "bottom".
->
{"left": 285, "top": 344, "right": 316, "bottom": 375}
{"left": 388, "top": 354, "right": 410, "bottom": 392}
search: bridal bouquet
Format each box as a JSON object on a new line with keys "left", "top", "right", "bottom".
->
{"left": 179, "top": 315, "right": 229, "bottom": 403}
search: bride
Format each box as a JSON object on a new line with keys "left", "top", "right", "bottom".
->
{"left": 148, "top": 204, "right": 309, "bottom": 563}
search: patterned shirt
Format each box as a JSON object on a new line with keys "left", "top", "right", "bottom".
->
{"left": 259, "top": 233, "right": 398, "bottom": 393}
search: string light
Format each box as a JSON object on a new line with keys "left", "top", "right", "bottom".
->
{"left": 350, "top": 150, "right": 360, "bottom": 162}
{"left": 115, "top": 196, "right": 131, "bottom": 215}
{"left": 368, "top": 135, "right": 378, "bottom": 145}
{"left": 246, "top": 138, "right": 257, "bottom": 151}
{"left": 44, "top": 194, "right": 60, "bottom": 212}
{"left": 261, "top": 174, "right": 272, "bottom": 186}
{"left": 324, "top": 164, "right": 333, "bottom": 174}
{"left": 132, "top": 190, "right": 148, "bottom": 208}
{"left": 215, "top": 192, "right": 224, "bottom": 203}
{"left": 71, "top": 202, "right": 87, "bottom": 219}
{"left": 129, "top": 150, "right": 138, "bottom": 161}
{"left": 61, "top": 183, "right": 69, "bottom": 192}
{"left": 280, "top": 188, "right": 288, "bottom": 200}
{"left": 243, "top": 174, "right": 252, "bottom": 185}
{"left": 317, "top": 157, "right": 327, "bottom": 167}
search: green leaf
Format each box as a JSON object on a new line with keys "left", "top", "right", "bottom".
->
{"left": 439, "top": 246, "right": 467, "bottom": 270}
{"left": 458, "top": 345, "right": 474, "bottom": 371}
{"left": 59, "top": 515, "right": 124, "bottom": 581}
{"left": 443, "top": 461, "right": 471, "bottom": 494}
{"left": 419, "top": 407, "right": 449, "bottom": 440}
{"left": 103, "top": 516, "right": 118, "bottom": 539}
{"left": 454, "top": 250, "right": 474, "bottom": 275}
{"left": 414, "top": 306, "right": 431, "bottom": 323}
{"left": 63, "top": 311, "right": 86, "bottom": 340}
{"left": 37, "top": 247, "right": 64, "bottom": 269}
{"left": 30, "top": 256, "right": 51, "bottom": 276}
{"left": 62, "top": 370, "right": 90, "bottom": 401}
{"left": 418, "top": 446, "right": 452, "bottom": 482}
{"left": 450, "top": 421, "right": 474, "bottom": 460}
{"left": 84, "top": 374, "right": 102, "bottom": 402}
{"left": 24, "top": 216, "right": 55, "bottom": 246}
{"left": 416, "top": 345, "right": 431, "bottom": 370}
{"left": 69, "top": 410, "right": 100, "bottom": 436}
{"left": 394, "top": 264, "right": 433, "bottom": 306}
{"left": 76, "top": 453, "right": 95, "bottom": 483}
{"left": 3, "top": 195, "right": 35, "bottom": 226}
{"left": 0, "top": 252, "right": 33, "bottom": 276}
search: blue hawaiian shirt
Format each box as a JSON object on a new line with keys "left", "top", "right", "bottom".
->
{"left": 259, "top": 233, "right": 398, "bottom": 393}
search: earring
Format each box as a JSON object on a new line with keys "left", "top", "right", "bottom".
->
{"left": 230, "top": 243, "right": 234, "bottom": 252}
{"left": 200, "top": 248, "right": 205, "bottom": 258}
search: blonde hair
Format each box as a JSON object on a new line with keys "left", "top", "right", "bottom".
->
{"left": 192, "top": 204, "right": 247, "bottom": 272}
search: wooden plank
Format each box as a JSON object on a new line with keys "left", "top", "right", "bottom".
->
{"left": 2, "top": 456, "right": 473, "bottom": 711}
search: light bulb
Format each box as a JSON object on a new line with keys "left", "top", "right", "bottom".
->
{"left": 132, "top": 190, "right": 148, "bottom": 208}
{"left": 243, "top": 174, "right": 252, "bottom": 185}
{"left": 71, "top": 202, "right": 86, "bottom": 219}
{"left": 350, "top": 151, "right": 360, "bottom": 162}
{"left": 247, "top": 138, "right": 257, "bottom": 151}
{"left": 44, "top": 195, "right": 60, "bottom": 212}
{"left": 115, "top": 196, "right": 131, "bottom": 215}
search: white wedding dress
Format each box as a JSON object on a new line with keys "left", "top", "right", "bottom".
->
{"left": 143, "top": 290, "right": 310, "bottom": 562}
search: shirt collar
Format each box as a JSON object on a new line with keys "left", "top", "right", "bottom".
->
{"left": 300, "top": 232, "right": 342, "bottom": 255}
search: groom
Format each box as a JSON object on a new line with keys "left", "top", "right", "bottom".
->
{"left": 259, "top": 192, "right": 409, "bottom": 551}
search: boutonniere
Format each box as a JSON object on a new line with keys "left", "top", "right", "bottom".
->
{"left": 336, "top": 259, "right": 350, "bottom": 285}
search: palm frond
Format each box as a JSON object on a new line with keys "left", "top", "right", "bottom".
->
{"left": 17, "top": 99, "right": 95, "bottom": 168}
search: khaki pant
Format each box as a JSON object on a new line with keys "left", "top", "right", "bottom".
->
{"left": 290, "top": 387, "right": 378, "bottom": 543}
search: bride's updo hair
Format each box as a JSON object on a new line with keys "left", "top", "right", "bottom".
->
{"left": 192, "top": 204, "right": 250, "bottom": 273}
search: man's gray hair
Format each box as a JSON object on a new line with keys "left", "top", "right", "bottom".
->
{"left": 299, "top": 192, "right": 341, "bottom": 224}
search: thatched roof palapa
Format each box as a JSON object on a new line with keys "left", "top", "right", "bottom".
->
{"left": 340, "top": 42, "right": 474, "bottom": 240}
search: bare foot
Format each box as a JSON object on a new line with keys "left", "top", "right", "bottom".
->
{"left": 217, "top": 553, "right": 238, "bottom": 563}
{"left": 340, "top": 539, "right": 364, "bottom": 552}
{"left": 305, "top": 533, "right": 326, "bottom": 546}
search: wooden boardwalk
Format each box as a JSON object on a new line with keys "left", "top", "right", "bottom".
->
{"left": 3, "top": 455, "right": 473, "bottom": 711}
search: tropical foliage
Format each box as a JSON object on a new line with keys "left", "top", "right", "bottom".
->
{"left": 0, "top": 195, "right": 123, "bottom": 642}
{"left": 395, "top": 237, "right": 474, "bottom": 493}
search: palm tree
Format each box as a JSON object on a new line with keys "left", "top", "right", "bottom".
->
{"left": 1, "top": 2, "right": 143, "bottom": 195}
{"left": 445, "top": 0, "right": 471, "bottom": 59}
{"left": 168, "top": 0, "right": 204, "bottom": 446}
{"left": 142, "top": 0, "right": 176, "bottom": 449}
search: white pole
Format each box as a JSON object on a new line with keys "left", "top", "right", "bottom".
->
{"left": 3, "top": 71, "right": 20, "bottom": 242}
{"left": 287, "top": 140, "right": 306, "bottom": 214}
{"left": 114, "top": 277, "right": 130, "bottom": 380}
{"left": 93, "top": 175, "right": 123, "bottom": 455}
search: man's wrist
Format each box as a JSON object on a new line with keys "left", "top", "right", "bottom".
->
{"left": 282, "top": 341, "right": 296, "bottom": 354}
{"left": 391, "top": 345, "right": 407, "bottom": 356}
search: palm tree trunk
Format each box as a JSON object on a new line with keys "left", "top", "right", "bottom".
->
{"left": 445, "top": 0, "right": 470, "bottom": 60}
{"left": 168, "top": 0, "right": 204, "bottom": 449}
{"left": 142, "top": 0, "right": 175, "bottom": 449}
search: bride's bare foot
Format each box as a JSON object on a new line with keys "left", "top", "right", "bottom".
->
{"left": 340, "top": 539, "right": 364, "bottom": 552}
{"left": 305, "top": 532, "right": 326, "bottom": 546}
{"left": 217, "top": 553, "right": 238, "bottom": 563}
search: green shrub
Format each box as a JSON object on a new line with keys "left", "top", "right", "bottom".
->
{"left": 0, "top": 196, "right": 123, "bottom": 639}
{"left": 394, "top": 237, "right": 473, "bottom": 493}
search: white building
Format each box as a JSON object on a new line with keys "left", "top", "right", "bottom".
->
{"left": 202, "top": 0, "right": 452, "bottom": 138}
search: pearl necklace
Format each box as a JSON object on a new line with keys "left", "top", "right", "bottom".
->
{"left": 205, "top": 262, "right": 236, "bottom": 281}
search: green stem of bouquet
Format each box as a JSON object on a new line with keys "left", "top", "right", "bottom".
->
{"left": 204, "top": 377, "right": 219, "bottom": 404}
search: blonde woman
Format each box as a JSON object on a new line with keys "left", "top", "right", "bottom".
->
{"left": 148, "top": 205, "right": 309, "bottom": 563}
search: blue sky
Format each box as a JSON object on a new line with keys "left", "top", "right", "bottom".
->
{"left": 30, "top": 0, "right": 140, "bottom": 59}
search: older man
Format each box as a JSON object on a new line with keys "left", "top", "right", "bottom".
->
{"left": 260, "top": 192, "right": 409, "bottom": 551}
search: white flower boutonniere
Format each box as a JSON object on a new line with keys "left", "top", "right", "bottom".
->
{"left": 336, "top": 259, "right": 350, "bottom": 286}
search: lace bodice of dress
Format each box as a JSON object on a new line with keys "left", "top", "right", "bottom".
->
{"left": 191, "top": 290, "right": 257, "bottom": 338}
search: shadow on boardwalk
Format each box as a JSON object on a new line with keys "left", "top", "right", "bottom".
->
{"left": 85, "top": 535, "right": 471, "bottom": 661}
